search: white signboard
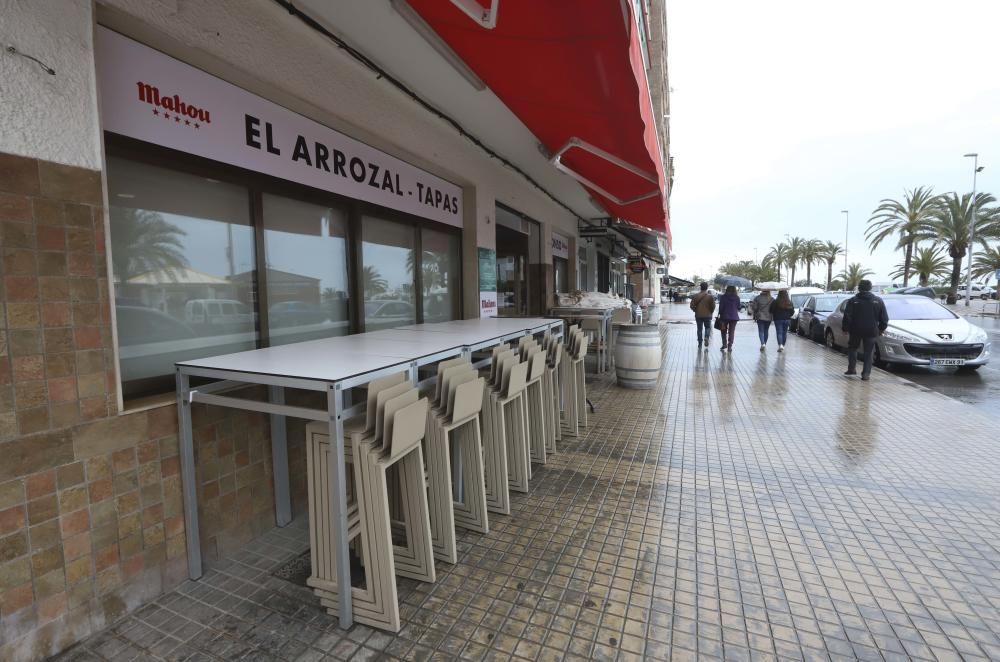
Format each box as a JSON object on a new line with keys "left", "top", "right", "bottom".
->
{"left": 95, "top": 27, "right": 463, "bottom": 227}
{"left": 551, "top": 232, "right": 570, "bottom": 260}
{"left": 479, "top": 291, "right": 498, "bottom": 318}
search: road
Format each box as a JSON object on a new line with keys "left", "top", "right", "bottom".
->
{"left": 889, "top": 312, "right": 1000, "bottom": 419}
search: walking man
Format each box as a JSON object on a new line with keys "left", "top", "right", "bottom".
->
{"left": 841, "top": 279, "right": 889, "bottom": 381}
{"left": 689, "top": 282, "right": 715, "bottom": 349}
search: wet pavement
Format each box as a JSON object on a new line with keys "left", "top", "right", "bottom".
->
{"left": 53, "top": 317, "right": 1000, "bottom": 661}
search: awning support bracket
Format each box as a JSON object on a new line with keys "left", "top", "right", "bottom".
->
{"left": 550, "top": 137, "right": 661, "bottom": 206}
{"left": 450, "top": 0, "right": 499, "bottom": 29}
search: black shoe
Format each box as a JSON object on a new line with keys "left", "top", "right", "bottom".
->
{"left": 843, "top": 371, "right": 857, "bottom": 376}
{"left": 861, "top": 375, "right": 870, "bottom": 381}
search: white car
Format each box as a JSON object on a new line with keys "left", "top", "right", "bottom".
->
{"left": 824, "top": 294, "right": 991, "bottom": 370}
{"left": 955, "top": 284, "right": 992, "bottom": 300}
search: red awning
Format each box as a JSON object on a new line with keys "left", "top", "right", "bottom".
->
{"left": 405, "top": 0, "right": 670, "bottom": 242}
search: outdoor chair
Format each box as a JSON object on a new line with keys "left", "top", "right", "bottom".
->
{"left": 305, "top": 373, "right": 435, "bottom": 632}
{"left": 562, "top": 328, "right": 589, "bottom": 437}
{"left": 480, "top": 348, "right": 530, "bottom": 514}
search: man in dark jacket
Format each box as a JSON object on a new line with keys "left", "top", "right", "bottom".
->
{"left": 689, "top": 282, "right": 716, "bottom": 349}
{"left": 841, "top": 280, "right": 889, "bottom": 380}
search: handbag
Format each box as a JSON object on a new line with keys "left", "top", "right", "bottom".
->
{"left": 713, "top": 316, "right": 723, "bottom": 331}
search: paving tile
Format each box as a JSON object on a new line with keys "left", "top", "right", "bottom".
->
{"left": 49, "top": 318, "right": 1000, "bottom": 661}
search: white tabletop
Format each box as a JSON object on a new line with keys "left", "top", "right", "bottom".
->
{"left": 177, "top": 318, "right": 558, "bottom": 383}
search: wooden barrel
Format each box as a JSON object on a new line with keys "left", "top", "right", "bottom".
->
{"left": 614, "top": 324, "right": 662, "bottom": 389}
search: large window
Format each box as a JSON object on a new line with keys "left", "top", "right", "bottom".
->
{"left": 107, "top": 157, "right": 257, "bottom": 401}
{"left": 361, "top": 215, "right": 417, "bottom": 330}
{"left": 106, "top": 144, "right": 463, "bottom": 404}
{"left": 262, "top": 195, "right": 350, "bottom": 345}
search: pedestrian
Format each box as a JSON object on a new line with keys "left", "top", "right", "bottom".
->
{"left": 841, "top": 279, "right": 889, "bottom": 381}
{"left": 717, "top": 285, "right": 741, "bottom": 352}
{"left": 689, "top": 282, "right": 716, "bottom": 349}
{"left": 749, "top": 288, "right": 774, "bottom": 351}
{"left": 769, "top": 289, "right": 794, "bottom": 352}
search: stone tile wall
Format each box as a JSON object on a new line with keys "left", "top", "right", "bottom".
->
{"left": 0, "top": 152, "right": 279, "bottom": 661}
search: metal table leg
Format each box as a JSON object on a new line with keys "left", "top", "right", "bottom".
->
{"left": 268, "top": 386, "right": 291, "bottom": 527}
{"left": 327, "top": 384, "right": 353, "bottom": 628}
{"left": 176, "top": 369, "right": 203, "bottom": 579}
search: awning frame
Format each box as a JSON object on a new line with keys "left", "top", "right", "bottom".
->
{"left": 550, "top": 137, "right": 661, "bottom": 206}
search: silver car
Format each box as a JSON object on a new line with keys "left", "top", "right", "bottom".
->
{"left": 824, "top": 294, "right": 992, "bottom": 370}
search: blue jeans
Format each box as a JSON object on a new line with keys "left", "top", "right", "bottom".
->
{"left": 774, "top": 319, "right": 790, "bottom": 345}
{"left": 695, "top": 317, "right": 712, "bottom": 343}
{"left": 756, "top": 320, "right": 771, "bottom": 345}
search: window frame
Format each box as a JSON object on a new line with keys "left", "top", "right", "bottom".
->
{"left": 104, "top": 133, "right": 463, "bottom": 403}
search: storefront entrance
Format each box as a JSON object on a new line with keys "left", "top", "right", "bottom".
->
{"left": 494, "top": 204, "right": 541, "bottom": 317}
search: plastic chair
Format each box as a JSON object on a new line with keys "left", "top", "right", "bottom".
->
{"left": 480, "top": 348, "right": 530, "bottom": 514}
{"left": 306, "top": 374, "right": 435, "bottom": 632}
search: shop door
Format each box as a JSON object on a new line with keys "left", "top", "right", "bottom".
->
{"left": 496, "top": 223, "right": 529, "bottom": 317}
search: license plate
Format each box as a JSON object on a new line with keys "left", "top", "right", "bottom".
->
{"left": 931, "top": 358, "right": 966, "bottom": 366}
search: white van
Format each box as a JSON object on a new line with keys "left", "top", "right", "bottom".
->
{"left": 955, "top": 284, "right": 992, "bottom": 300}
{"left": 787, "top": 286, "right": 824, "bottom": 332}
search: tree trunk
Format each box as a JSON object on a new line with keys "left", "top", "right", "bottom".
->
{"left": 806, "top": 262, "right": 812, "bottom": 285}
{"left": 919, "top": 275, "right": 928, "bottom": 287}
{"left": 902, "top": 242, "right": 913, "bottom": 287}
{"left": 790, "top": 266, "right": 796, "bottom": 286}
{"left": 947, "top": 257, "right": 961, "bottom": 304}
{"left": 826, "top": 261, "right": 833, "bottom": 290}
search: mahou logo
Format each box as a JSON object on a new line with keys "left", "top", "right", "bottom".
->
{"left": 136, "top": 81, "right": 211, "bottom": 128}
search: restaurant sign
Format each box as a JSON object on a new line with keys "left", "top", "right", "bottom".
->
{"left": 551, "top": 232, "right": 570, "bottom": 260}
{"left": 95, "top": 27, "right": 463, "bottom": 227}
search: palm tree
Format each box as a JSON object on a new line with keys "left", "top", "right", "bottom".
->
{"left": 764, "top": 243, "right": 789, "bottom": 282}
{"left": 892, "top": 247, "right": 949, "bottom": 287}
{"left": 866, "top": 187, "right": 943, "bottom": 287}
{"left": 838, "top": 263, "right": 874, "bottom": 291}
{"left": 798, "top": 239, "right": 823, "bottom": 286}
{"left": 920, "top": 192, "right": 999, "bottom": 303}
{"left": 362, "top": 265, "right": 388, "bottom": 297}
{"left": 109, "top": 208, "right": 188, "bottom": 285}
{"left": 785, "top": 236, "right": 807, "bottom": 286}
{"left": 819, "top": 241, "right": 843, "bottom": 290}
{"left": 971, "top": 246, "right": 1000, "bottom": 301}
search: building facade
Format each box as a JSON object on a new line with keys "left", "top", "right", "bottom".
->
{"left": 0, "top": 1, "right": 670, "bottom": 658}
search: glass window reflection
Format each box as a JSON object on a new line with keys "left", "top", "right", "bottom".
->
{"left": 361, "top": 216, "right": 416, "bottom": 330}
{"left": 107, "top": 156, "right": 257, "bottom": 401}
{"left": 262, "top": 194, "right": 350, "bottom": 345}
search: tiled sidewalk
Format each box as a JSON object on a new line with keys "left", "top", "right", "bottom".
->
{"left": 54, "top": 321, "right": 1000, "bottom": 661}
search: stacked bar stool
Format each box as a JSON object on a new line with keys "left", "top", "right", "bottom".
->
{"left": 541, "top": 333, "right": 563, "bottom": 453}
{"left": 424, "top": 358, "right": 488, "bottom": 564}
{"left": 561, "top": 326, "right": 589, "bottom": 437}
{"left": 480, "top": 346, "right": 529, "bottom": 514}
{"left": 518, "top": 336, "right": 549, "bottom": 466}
{"left": 305, "top": 373, "right": 435, "bottom": 632}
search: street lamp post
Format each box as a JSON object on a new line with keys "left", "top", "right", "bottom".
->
{"left": 963, "top": 153, "right": 983, "bottom": 307}
{"left": 840, "top": 210, "right": 849, "bottom": 288}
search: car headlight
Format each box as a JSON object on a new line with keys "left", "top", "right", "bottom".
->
{"left": 882, "top": 329, "right": 920, "bottom": 343}
{"left": 969, "top": 327, "right": 989, "bottom": 343}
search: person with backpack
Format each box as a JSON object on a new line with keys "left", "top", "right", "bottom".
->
{"left": 769, "top": 289, "right": 794, "bottom": 352}
{"left": 717, "top": 285, "right": 742, "bottom": 353}
{"left": 841, "top": 280, "right": 889, "bottom": 380}
{"left": 689, "top": 282, "right": 716, "bottom": 349}
{"left": 749, "top": 288, "right": 774, "bottom": 351}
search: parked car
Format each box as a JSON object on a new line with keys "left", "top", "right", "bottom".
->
{"left": 823, "top": 294, "right": 991, "bottom": 370}
{"left": 268, "top": 300, "right": 326, "bottom": 328}
{"left": 183, "top": 298, "right": 254, "bottom": 332}
{"left": 787, "top": 286, "right": 824, "bottom": 332}
{"left": 955, "top": 284, "right": 993, "bottom": 300}
{"left": 364, "top": 300, "right": 415, "bottom": 330}
{"left": 738, "top": 291, "right": 755, "bottom": 312}
{"left": 892, "top": 286, "right": 936, "bottom": 299}
{"left": 796, "top": 293, "right": 852, "bottom": 341}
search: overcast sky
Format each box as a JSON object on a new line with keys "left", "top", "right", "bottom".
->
{"left": 665, "top": 0, "right": 1000, "bottom": 284}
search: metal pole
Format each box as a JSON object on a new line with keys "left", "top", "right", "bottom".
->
{"left": 964, "top": 153, "right": 979, "bottom": 307}
{"left": 841, "top": 210, "right": 849, "bottom": 289}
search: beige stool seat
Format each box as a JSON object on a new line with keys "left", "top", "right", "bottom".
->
{"left": 480, "top": 347, "right": 529, "bottom": 514}
{"left": 424, "top": 359, "right": 488, "bottom": 564}
{"left": 306, "top": 373, "right": 435, "bottom": 632}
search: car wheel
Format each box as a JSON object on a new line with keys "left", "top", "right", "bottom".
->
{"left": 810, "top": 322, "right": 821, "bottom": 342}
{"left": 982, "top": 294, "right": 990, "bottom": 301}
{"left": 873, "top": 346, "right": 889, "bottom": 369}
{"left": 825, "top": 329, "right": 838, "bottom": 351}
